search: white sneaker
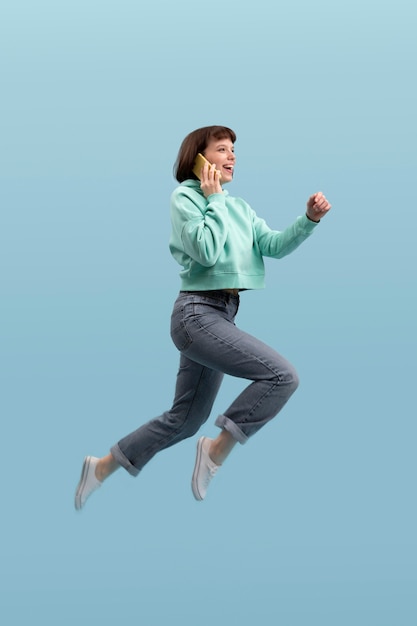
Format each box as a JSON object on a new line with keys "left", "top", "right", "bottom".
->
{"left": 74, "top": 456, "right": 102, "bottom": 510}
{"left": 191, "top": 437, "right": 220, "bottom": 501}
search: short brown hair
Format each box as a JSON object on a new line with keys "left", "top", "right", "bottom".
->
{"left": 174, "top": 125, "right": 236, "bottom": 183}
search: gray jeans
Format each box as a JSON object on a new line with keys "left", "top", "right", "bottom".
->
{"left": 111, "top": 290, "right": 299, "bottom": 476}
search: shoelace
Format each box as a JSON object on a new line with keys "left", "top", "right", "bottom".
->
{"left": 202, "top": 465, "right": 218, "bottom": 488}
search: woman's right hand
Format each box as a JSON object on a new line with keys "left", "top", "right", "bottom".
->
{"left": 200, "top": 161, "right": 223, "bottom": 198}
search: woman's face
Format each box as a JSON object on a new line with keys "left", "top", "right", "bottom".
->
{"left": 203, "top": 137, "right": 235, "bottom": 184}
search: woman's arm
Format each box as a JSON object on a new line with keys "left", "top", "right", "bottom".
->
{"left": 253, "top": 192, "right": 332, "bottom": 259}
{"left": 170, "top": 188, "right": 229, "bottom": 267}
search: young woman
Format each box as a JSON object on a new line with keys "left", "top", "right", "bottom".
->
{"left": 75, "top": 125, "right": 331, "bottom": 509}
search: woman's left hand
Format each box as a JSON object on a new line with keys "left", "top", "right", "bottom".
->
{"left": 306, "top": 192, "right": 332, "bottom": 222}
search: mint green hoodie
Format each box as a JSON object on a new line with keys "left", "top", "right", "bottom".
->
{"left": 169, "top": 179, "right": 318, "bottom": 291}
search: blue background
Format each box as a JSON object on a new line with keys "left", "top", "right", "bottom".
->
{"left": 1, "top": 0, "right": 416, "bottom": 624}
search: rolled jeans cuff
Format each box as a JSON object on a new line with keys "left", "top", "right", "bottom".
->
{"left": 110, "top": 443, "right": 141, "bottom": 477}
{"left": 215, "top": 414, "right": 249, "bottom": 445}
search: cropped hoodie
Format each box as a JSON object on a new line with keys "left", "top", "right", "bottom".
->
{"left": 169, "top": 179, "right": 318, "bottom": 291}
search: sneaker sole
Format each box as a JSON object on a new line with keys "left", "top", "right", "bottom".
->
{"left": 191, "top": 437, "right": 205, "bottom": 501}
{"left": 74, "top": 456, "right": 91, "bottom": 510}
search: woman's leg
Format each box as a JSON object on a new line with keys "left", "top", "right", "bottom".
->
{"left": 95, "top": 379, "right": 236, "bottom": 483}
{"left": 209, "top": 429, "right": 237, "bottom": 465}
{"left": 180, "top": 295, "right": 299, "bottom": 445}
{"left": 95, "top": 453, "right": 120, "bottom": 481}
{"left": 110, "top": 353, "right": 224, "bottom": 475}
{"left": 75, "top": 353, "right": 223, "bottom": 509}
{"left": 175, "top": 291, "right": 299, "bottom": 500}
{"left": 76, "top": 291, "right": 298, "bottom": 506}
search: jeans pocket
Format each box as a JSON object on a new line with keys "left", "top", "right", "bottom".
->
{"left": 170, "top": 305, "right": 193, "bottom": 351}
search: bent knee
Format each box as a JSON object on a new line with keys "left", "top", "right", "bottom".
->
{"left": 274, "top": 363, "right": 299, "bottom": 392}
{"left": 290, "top": 368, "right": 300, "bottom": 392}
{"left": 180, "top": 420, "right": 203, "bottom": 439}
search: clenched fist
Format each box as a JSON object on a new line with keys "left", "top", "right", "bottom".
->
{"left": 306, "top": 192, "right": 332, "bottom": 222}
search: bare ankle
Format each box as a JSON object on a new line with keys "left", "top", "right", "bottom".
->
{"left": 94, "top": 459, "right": 106, "bottom": 482}
{"left": 208, "top": 441, "right": 222, "bottom": 466}
{"left": 95, "top": 454, "right": 119, "bottom": 482}
{"left": 209, "top": 432, "right": 237, "bottom": 466}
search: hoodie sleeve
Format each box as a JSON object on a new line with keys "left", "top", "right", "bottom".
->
{"left": 253, "top": 212, "right": 318, "bottom": 259}
{"left": 170, "top": 188, "right": 229, "bottom": 267}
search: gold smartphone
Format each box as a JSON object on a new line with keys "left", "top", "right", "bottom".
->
{"left": 192, "top": 153, "right": 222, "bottom": 180}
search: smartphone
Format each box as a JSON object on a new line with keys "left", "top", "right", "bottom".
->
{"left": 192, "top": 153, "right": 222, "bottom": 180}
